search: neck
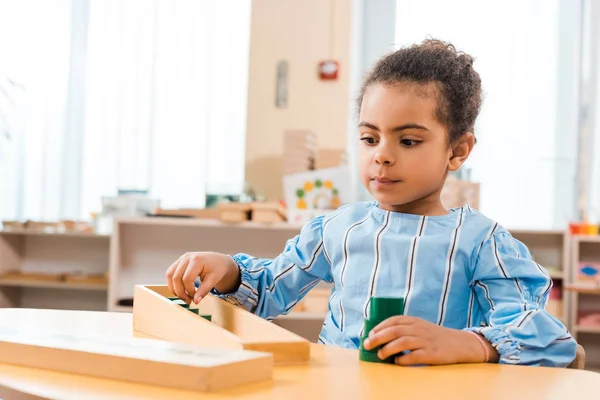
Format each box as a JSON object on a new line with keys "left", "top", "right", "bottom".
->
{"left": 378, "top": 187, "right": 449, "bottom": 216}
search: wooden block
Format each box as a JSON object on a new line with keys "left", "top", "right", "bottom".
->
{"left": 152, "top": 208, "right": 221, "bottom": 219}
{"left": 133, "top": 285, "right": 311, "bottom": 364}
{"left": 252, "top": 210, "right": 286, "bottom": 224}
{"left": 283, "top": 158, "right": 313, "bottom": 167}
{"left": 315, "top": 149, "right": 346, "bottom": 169}
{"left": 251, "top": 202, "right": 287, "bottom": 222}
{"left": 217, "top": 202, "right": 252, "bottom": 212}
{"left": 284, "top": 129, "right": 317, "bottom": 140}
{"left": 1, "top": 220, "right": 25, "bottom": 231}
{"left": 24, "top": 221, "right": 59, "bottom": 232}
{"left": 0, "top": 325, "right": 273, "bottom": 392}
{"left": 220, "top": 211, "right": 249, "bottom": 223}
{"left": 217, "top": 202, "right": 251, "bottom": 222}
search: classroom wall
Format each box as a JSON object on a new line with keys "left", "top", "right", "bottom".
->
{"left": 244, "top": 0, "right": 352, "bottom": 201}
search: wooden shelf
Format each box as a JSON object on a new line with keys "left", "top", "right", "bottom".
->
{"left": 116, "top": 216, "right": 303, "bottom": 231}
{"left": 565, "top": 285, "right": 600, "bottom": 295}
{"left": 510, "top": 229, "right": 565, "bottom": 236}
{"left": 0, "top": 230, "right": 110, "bottom": 239}
{"left": 573, "top": 235, "right": 600, "bottom": 244}
{"left": 547, "top": 269, "right": 563, "bottom": 279}
{"left": 0, "top": 277, "right": 108, "bottom": 291}
{"left": 574, "top": 325, "right": 600, "bottom": 334}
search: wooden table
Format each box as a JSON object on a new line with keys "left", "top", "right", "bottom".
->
{"left": 1, "top": 308, "right": 599, "bottom": 399}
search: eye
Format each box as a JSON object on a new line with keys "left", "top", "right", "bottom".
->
{"left": 401, "top": 139, "right": 421, "bottom": 147}
{"left": 360, "top": 137, "right": 377, "bottom": 145}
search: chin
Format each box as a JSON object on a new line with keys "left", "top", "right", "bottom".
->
{"left": 370, "top": 192, "right": 409, "bottom": 207}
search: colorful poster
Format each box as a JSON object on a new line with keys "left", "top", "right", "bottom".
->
{"left": 283, "top": 166, "right": 354, "bottom": 225}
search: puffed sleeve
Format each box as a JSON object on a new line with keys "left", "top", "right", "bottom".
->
{"left": 466, "top": 231, "right": 577, "bottom": 367}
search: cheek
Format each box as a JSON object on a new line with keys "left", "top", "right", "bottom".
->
{"left": 357, "top": 146, "right": 371, "bottom": 168}
{"left": 404, "top": 146, "right": 448, "bottom": 173}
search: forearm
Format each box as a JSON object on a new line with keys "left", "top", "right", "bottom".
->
{"left": 213, "top": 257, "right": 242, "bottom": 294}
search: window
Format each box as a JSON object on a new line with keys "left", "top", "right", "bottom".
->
{"left": 0, "top": 0, "right": 251, "bottom": 220}
{"left": 392, "top": 0, "right": 578, "bottom": 229}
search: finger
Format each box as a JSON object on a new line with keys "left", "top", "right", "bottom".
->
{"left": 395, "top": 349, "right": 428, "bottom": 366}
{"left": 363, "top": 325, "right": 417, "bottom": 350}
{"left": 183, "top": 258, "right": 203, "bottom": 299}
{"left": 194, "top": 275, "right": 218, "bottom": 304}
{"left": 378, "top": 336, "right": 424, "bottom": 360}
{"left": 369, "top": 315, "right": 417, "bottom": 335}
{"left": 171, "top": 257, "right": 192, "bottom": 303}
{"left": 166, "top": 257, "right": 181, "bottom": 296}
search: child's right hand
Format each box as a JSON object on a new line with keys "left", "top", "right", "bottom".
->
{"left": 165, "top": 252, "right": 241, "bottom": 305}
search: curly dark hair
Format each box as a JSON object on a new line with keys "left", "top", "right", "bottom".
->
{"left": 358, "top": 38, "right": 483, "bottom": 142}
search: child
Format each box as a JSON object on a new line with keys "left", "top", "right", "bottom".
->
{"left": 166, "top": 39, "right": 576, "bottom": 367}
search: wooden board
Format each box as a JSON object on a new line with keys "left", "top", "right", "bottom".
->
{"left": 0, "top": 325, "right": 273, "bottom": 392}
{"left": 133, "top": 285, "right": 311, "bottom": 364}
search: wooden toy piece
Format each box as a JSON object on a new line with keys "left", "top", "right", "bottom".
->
{"left": 0, "top": 325, "right": 273, "bottom": 392}
{"left": 315, "top": 149, "right": 347, "bottom": 170}
{"left": 151, "top": 207, "right": 221, "bottom": 219}
{"left": 217, "top": 202, "right": 251, "bottom": 223}
{"left": 170, "top": 297, "right": 212, "bottom": 319}
{"left": 133, "top": 285, "right": 311, "bottom": 364}
{"left": 0, "top": 220, "right": 25, "bottom": 231}
{"left": 251, "top": 202, "right": 287, "bottom": 223}
{"left": 283, "top": 130, "right": 317, "bottom": 175}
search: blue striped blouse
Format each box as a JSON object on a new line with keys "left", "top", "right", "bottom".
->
{"left": 219, "top": 201, "right": 576, "bottom": 367}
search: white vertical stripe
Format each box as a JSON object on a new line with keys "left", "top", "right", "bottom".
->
{"left": 301, "top": 240, "right": 324, "bottom": 272}
{"left": 505, "top": 310, "right": 539, "bottom": 335}
{"left": 437, "top": 207, "right": 465, "bottom": 325}
{"left": 475, "top": 222, "right": 498, "bottom": 259}
{"left": 492, "top": 236, "right": 510, "bottom": 278}
{"left": 492, "top": 235, "right": 526, "bottom": 308}
{"left": 268, "top": 263, "right": 296, "bottom": 291}
{"left": 357, "top": 212, "right": 392, "bottom": 337}
{"left": 322, "top": 204, "right": 351, "bottom": 263}
{"left": 535, "top": 262, "right": 553, "bottom": 304}
{"left": 366, "top": 212, "right": 392, "bottom": 298}
{"left": 467, "top": 289, "right": 475, "bottom": 328}
{"left": 402, "top": 216, "right": 427, "bottom": 316}
{"left": 338, "top": 215, "right": 370, "bottom": 331}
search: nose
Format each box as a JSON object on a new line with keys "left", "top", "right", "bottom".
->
{"left": 374, "top": 149, "right": 395, "bottom": 165}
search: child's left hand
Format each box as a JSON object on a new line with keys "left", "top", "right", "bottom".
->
{"left": 362, "top": 316, "right": 497, "bottom": 365}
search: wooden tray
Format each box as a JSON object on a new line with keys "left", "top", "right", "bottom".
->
{"left": 133, "top": 285, "right": 311, "bottom": 364}
{"left": 0, "top": 325, "right": 273, "bottom": 392}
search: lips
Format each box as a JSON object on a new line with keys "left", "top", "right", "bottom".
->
{"left": 372, "top": 176, "right": 399, "bottom": 184}
{"left": 370, "top": 176, "right": 401, "bottom": 189}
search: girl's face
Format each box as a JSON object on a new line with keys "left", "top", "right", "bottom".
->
{"left": 358, "top": 82, "right": 470, "bottom": 215}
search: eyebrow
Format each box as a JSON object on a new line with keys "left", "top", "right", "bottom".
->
{"left": 358, "top": 122, "right": 429, "bottom": 132}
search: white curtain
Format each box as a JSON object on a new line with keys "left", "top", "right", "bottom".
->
{"left": 394, "top": 0, "right": 574, "bottom": 229}
{"left": 0, "top": 0, "right": 73, "bottom": 221}
{"left": 584, "top": 0, "right": 600, "bottom": 223}
{"left": 0, "top": 0, "right": 251, "bottom": 221}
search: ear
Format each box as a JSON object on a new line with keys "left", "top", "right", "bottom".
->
{"left": 448, "top": 133, "right": 475, "bottom": 171}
